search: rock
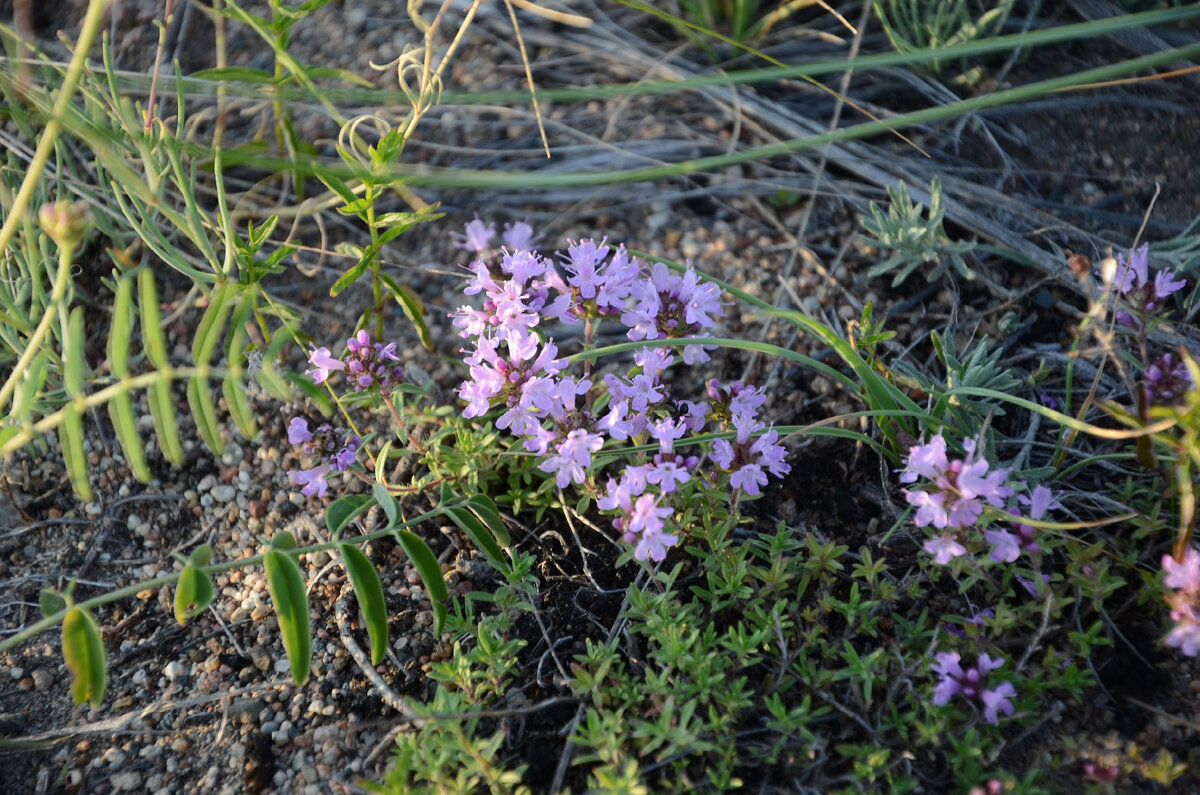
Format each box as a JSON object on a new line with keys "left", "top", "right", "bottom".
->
{"left": 231, "top": 698, "right": 265, "bottom": 725}
{"left": 109, "top": 771, "right": 143, "bottom": 792}
{"left": 30, "top": 669, "right": 53, "bottom": 692}
{"left": 211, "top": 484, "right": 237, "bottom": 503}
{"left": 163, "top": 661, "right": 187, "bottom": 682}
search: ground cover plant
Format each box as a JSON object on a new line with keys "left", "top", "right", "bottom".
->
{"left": 2, "top": 1, "right": 1200, "bottom": 792}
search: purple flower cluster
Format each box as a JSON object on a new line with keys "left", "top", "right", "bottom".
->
{"left": 450, "top": 221, "right": 790, "bottom": 562}
{"left": 285, "top": 417, "right": 361, "bottom": 497}
{"left": 1110, "top": 244, "right": 1186, "bottom": 322}
{"left": 1162, "top": 547, "right": 1200, "bottom": 656}
{"left": 931, "top": 650, "right": 1016, "bottom": 724}
{"left": 305, "top": 331, "right": 405, "bottom": 393}
{"left": 900, "top": 432, "right": 1058, "bottom": 569}
{"left": 1144, "top": 352, "right": 1192, "bottom": 406}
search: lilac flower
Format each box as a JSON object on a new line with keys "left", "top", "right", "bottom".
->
{"left": 924, "top": 534, "right": 967, "bottom": 564}
{"left": 285, "top": 418, "right": 362, "bottom": 498}
{"left": 1110, "top": 243, "right": 1187, "bottom": 317}
{"left": 1144, "top": 352, "right": 1192, "bottom": 406}
{"left": 931, "top": 651, "right": 1015, "bottom": 725}
{"left": 710, "top": 416, "right": 791, "bottom": 496}
{"left": 901, "top": 432, "right": 1013, "bottom": 533}
{"left": 626, "top": 494, "right": 677, "bottom": 562}
{"left": 306, "top": 346, "right": 345, "bottom": 384}
{"left": 986, "top": 484, "right": 1055, "bottom": 563}
{"left": 288, "top": 417, "right": 314, "bottom": 445}
{"left": 452, "top": 218, "right": 495, "bottom": 253}
{"left": 502, "top": 220, "right": 540, "bottom": 251}
{"left": 290, "top": 464, "right": 332, "bottom": 498}
{"left": 1163, "top": 548, "right": 1200, "bottom": 657}
{"left": 1163, "top": 547, "right": 1200, "bottom": 591}
{"left": 622, "top": 263, "right": 723, "bottom": 364}
{"left": 539, "top": 429, "right": 603, "bottom": 489}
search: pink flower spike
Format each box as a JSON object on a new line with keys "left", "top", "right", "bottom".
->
{"left": 901, "top": 434, "right": 949, "bottom": 483}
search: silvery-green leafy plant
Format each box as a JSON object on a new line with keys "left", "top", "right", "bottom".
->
{"left": 862, "top": 177, "right": 978, "bottom": 287}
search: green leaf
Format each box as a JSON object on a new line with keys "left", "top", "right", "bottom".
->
{"left": 279, "top": 65, "right": 373, "bottom": 87}
{"left": 270, "top": 530, "right": 298, "bottom": 552}
{"left": 192, "top": 281, "right": 236, "bottom": 365}
{"left": 38, "top": 589, "right": 66, "bottom": 618}
{"left": 60, "top": 404, "right": 92, "bottom": 500}
{"left": 62, "top": 607, "right": 107, "bottom": 707}
{"left": 223, "top": 377, "right": 257, "bottom": 439}
{"left": 109, "top": 276, "right": 134, "bottom": 375}
{"left": 286, "top": 373, "right": 332, "bottom": 416}
{"left": 174, "top": 565, "right": 215, "bottom": 624}
{"left": 393, "top": 529, "right": 449, "bottom": 635}
{"left": 64, "top": 306, "right": 89, "bottom": 396}
{"left": 189, "top": 66, "right": 275, "bottom": 83}
{"left": 188, "top": 543, "right": 213, "bottom": 567}
{"left": 446, "top": 506, "right": 509, "bottom": 574}
{"left": 326, "top": 494, "right": 374, "bottom": 537}
{"left": 329, "top": 256, "right": 372, "bottom": 298}
{"left": 339, "top": 543, "right": 389, "bottom": 665}
{"left": 373, "top": 482, "right": 399, "bottom": 526}
{"left": 186, "top": 375, "right": 225, "bottom": 456}
{"left": 466, "top": 494, "right": 510, "bottom": 547}
{"left": 265, "top": 548, "right": 312, "bottom": 685}
{"left": 138, "top": 271, "right": 184, "bottom": 465}
{"left": 379, "top": 273, "right": 432, "bottom": 351}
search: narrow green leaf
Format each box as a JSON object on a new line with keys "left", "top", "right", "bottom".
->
{"left": 174, "top": 565, "right": 215, "bottom": 624}
{"left": 339, "top": 543, "right": 389, "bottom": 665}
{"left": 466, "top": 495, "right": 510, "bottom": 547}
{"left": 393, "top": 529, "right": 449, "bottom": 635}
{"left": 192, "top": 280, "right": 235, "bottom": 365}
{"left": 223, "top": 378, "right": 257, "bottom": 439}
{"left": 329, "top": 257, "right": 372, "bottom": 298}
{"left": 326, "top": 494, "right": 374, "bottom": 537}
{"left": 186, "top": 375, "right": 225, "bottom": 456}
{"left": 38, "top": 589, "right": 66, "bottom": 618}
{"left": 265, "top": 548, "right": 311, "bottom": 685}
{"left": 60, "top": 404, "right": 92, "bottom": 500}
{"left": 379, "top": 273, "right": 432, "bottom": 351}
{"left": 137, "top": 267, "right": 171, "bottom": 370}
{"left": 255, "top": 360, "right": 292, "bottom": 402}
{"left": 147, "top": 379, "right": 184, "bottom": 466}
{"left": 189, "top": 66, "right": 275, "bottom": 83}
{"left": 446, "top": 506, "right": 508, "bottom": 574}
{"left": 62, "top": 607, "right": 107, "bottom": 707}
{"left": 373, "top": 482, "right": 399, "bottom": 526}
{"left": 139, "top": 271, "right": 183, "bottom": 465}
{"left": 65, "top": 306, "right": 89, "bottom": 396}
{"left": 314, "top": 164, "right": 357, "bottom": 205}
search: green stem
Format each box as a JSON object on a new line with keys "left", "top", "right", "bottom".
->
{"left": 0, "top": 0, "right": 109, "bottom": 256}
{"left": 0, "top": 244, "right": 74, "bottom": 411}
{"left": 0, "top": 365, "right": 223, "bottom": 456}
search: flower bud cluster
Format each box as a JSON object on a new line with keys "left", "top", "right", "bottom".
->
{"left": 285, "top": 417, "right": 361, "bottom": 497}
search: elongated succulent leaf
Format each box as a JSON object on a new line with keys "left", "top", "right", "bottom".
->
{"left": 174, "top": 565, "right": 215, "bottom": 624}
{"left": 265, "top": 548, "right": 311, "bottom": 685}
{"left": 339, "top": 543, "right": 388, "bottom": 665}
{"left": 447, "top": 506, "right": 509, "bottom": 574}
{"left": 393, "top": 529, "right": 449, "bottom": 636}
{"left": 62, "top": 606, "right": 107, "bottom": 707}
{"left": 326, "top": 494, "right": 374, "bottom": 537}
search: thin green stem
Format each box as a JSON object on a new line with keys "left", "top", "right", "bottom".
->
{"left": 0, "top": 0, "right": 109, "bottom": 257}
{"left": 0, "top": 244, "right": 74, "bottom": 411}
